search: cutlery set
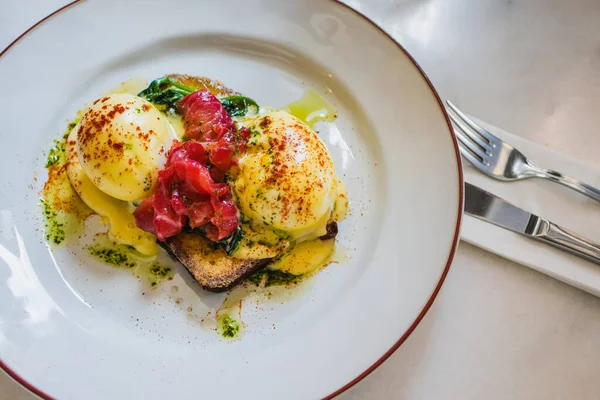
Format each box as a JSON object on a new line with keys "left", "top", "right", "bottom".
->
{"left": 446, "top": 101, "right": 600, "bottom": 264}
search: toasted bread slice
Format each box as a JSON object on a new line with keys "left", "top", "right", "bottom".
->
{"left": 161, "top": 232, "right": 271, "bottom": 292}
{"left": 162, "top": 222, "right": 338, "bottom": 292}
{"left": 166, "top": 74, "right": 240, "bottom": 97}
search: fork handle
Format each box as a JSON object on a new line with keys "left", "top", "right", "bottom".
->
{"left": 529, "top": 165, "right": 600, "bottom": 203}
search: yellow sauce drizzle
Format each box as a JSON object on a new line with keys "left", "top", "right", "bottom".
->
{"left": 270, "top": 239, "right": 335, "bottom": 275}
{"left": 285, "top": 89, "right": 337, "bottom": 129}
{"left": 42, "top": 120, "right": 92, "bottom": 245}
{"left": 87, "top": 234, "right": 173, "bottom": 288}
{"left": 65, "top": 126, "right": 159, "bottom": 256}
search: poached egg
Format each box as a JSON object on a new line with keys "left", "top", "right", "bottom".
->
{"left": 66, "top": 93, "right": 176, "bottom": 255}
{"left": 233, "top": 110, "right": 347, "bottom": 242}
{"left": 76, "top": 94, "right": 176, "bottom": 201}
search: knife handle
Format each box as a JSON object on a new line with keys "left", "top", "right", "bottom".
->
{"left": 531, "top": 218, "right": 600, "bottom": 264}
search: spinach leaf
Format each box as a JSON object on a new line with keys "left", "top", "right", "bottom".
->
{"left": 138, "top": 77, "right": 194, "bottom": 110}
{"left": 217, "top": 227, "right": 243, "bottom": 256}
{"left": 182, "top": 225, "right": 243, "bottom": 256}
{"left": 220, "top": 96, "right": 259, "bottom": 117}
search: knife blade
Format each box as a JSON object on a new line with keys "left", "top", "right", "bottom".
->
{"left": 464, "top": 182, "right": 600, "bottom": 265}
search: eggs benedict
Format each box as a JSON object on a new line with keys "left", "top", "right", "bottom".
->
{"left": 43, "top": 74, "right": 348, "bottom": 292}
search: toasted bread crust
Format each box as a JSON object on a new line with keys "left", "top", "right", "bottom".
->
{"left": 166, "top": 74, "right": 240, "bottom": 98}
{"left": 162, "top": 232, "right": 270, "bottom": 292}
{"left": 161, "top": 222, "right": 339, "bottom": 292}
{"left": 320, "top": 221, "right": 338, "bottom": 240}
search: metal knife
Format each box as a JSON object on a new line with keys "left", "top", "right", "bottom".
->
{"left": 465, "top": 182, "right": 600, "bottom": 264}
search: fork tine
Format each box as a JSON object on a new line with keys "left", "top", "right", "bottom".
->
{"left": 452, "top": 122, "right": 489, "bottom": 160}
{"left": 447, "top": 111, "right": 490, "bottom": 152}
{"left": 446, "top": 101, "right": 495, "bottom": 143}
{"left": 457, "top": 142, "right": 487, "bottom": 171}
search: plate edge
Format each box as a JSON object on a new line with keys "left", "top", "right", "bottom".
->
{"left": 322, "top": 2, "right": 464, "bottom": 399}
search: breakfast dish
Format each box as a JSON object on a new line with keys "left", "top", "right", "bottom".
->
{"left": 43, "top": 74, "right": 348, "bottom": 293}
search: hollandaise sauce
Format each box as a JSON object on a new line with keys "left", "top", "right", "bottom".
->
{"left": 244, "top": 239, "right": 335, "bottom": 289}
{"left": 42, "top": 119, "right": 92, "bottom": 245}
{"left": 271, "top": 239, "right": 335, "bottom": 275}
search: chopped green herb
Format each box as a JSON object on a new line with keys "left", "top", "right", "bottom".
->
{"left": 245, "top": 269, "right": 302, "bottom": 287}
{"left": 142, "top": 174, "right": 153, "bottom": 192}
{"left": 245, "top": 270, "right": 265, "bottom": 286}
{"left": 150, "top": 264, "right": 171, "bottom": 278}
{"left": 219, "top": 315, "right": 241, "bottom": 338}
{"left": 41, "top": 200, "right": 66, "bottom": 245}
{"left": 45, "top": 139, "right": 66, "bottom": 168}
{"left": 66, "top": 120, "right": 79, "bottom": 133}
{"left": 86, "top": 238, "right": 173, "bottom": 288}
{"left": 87, "top": 245, "right": 136, "bottom": 268}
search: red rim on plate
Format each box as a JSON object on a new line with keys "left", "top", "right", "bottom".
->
{"left": 0, "top": 1, "right": 463, "bottom": 399}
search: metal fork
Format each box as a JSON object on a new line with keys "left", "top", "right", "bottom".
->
{"left": 446, "top": 100, "right": 600, "bottom": 203}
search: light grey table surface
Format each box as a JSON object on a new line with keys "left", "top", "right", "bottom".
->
{"left": 2, "top": 0, "right": 600, "bottom": 399}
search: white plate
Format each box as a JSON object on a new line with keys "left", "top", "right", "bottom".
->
{"left": 0, "top": 1, "right": 462, "bottom": 399}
